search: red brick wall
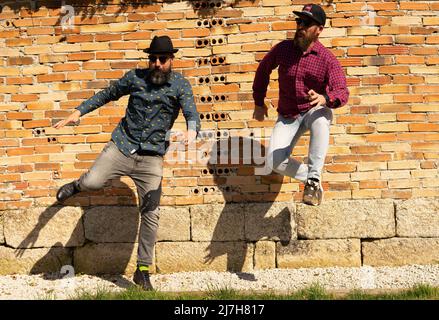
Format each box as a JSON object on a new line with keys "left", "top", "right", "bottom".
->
{"left": 0, "top": 0, "right": 438, "bottom": 210}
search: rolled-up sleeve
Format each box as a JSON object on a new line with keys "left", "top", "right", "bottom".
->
{"left": 179, "top": 78, "right": 200, "bottom": 134}
{"left": 325, "top": 58, "right": 349, "bottom": 109}
{"left": 76, "top": 70, "right": 133, "bottom": 116}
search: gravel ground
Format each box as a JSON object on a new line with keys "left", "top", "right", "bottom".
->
{"left": 0, "top": 264, "right": 438, "bottom": 300}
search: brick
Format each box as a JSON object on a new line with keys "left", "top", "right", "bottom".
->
{"left": 361, "top": 94, "right": 393, "bottom": 104}
{"left": 240, "top": 24, "right": 270, "bottom": 33}
{"left": 347, "top": 47, "right": 377, "bottom": 56}
{"left": 363, "top": 56, "right": 393, "bottom": 66}
{"left": 82, "top": 61, "right": 110, "bottom": 70}
{"left": 359, "top": 180, "right": 387, "bottom": 189}
{"left": 67, "top": 52, "right": 95, "bottom": 61}
{"left": 80, "top": 25, "right": 110, "bottom": 33}
{"left": 81, "top": 42, "right": 110, "bottom": 51}
{"left": 331, "top": 18, "right": 361, "bottom": 27}
{"left": 6, "top": 77, "right": 33, "bottom": 85}
{"left": 6, "top": 39, "right": 32, "bottom": 47}
{"left": 410, "top": 66, "right": 439, "bottom": 74}
{"left": 332, "top": 37, "right": 363, "bottom": 46}
{"left": 0, "top": 67, "right": 20, "bottom": 76}
{"left": 423, "top": 17, "right": 439, "bottom": 26}
{"left": 7, "top": 57, "right": 34, "bottom": 66}
{"left": 395, "top": 56, "right": 425, "bottom": 64}
{"left": 376, "top": 123, "right": 409, "bottom": 132}
{"left": 379, "top": 66, "right": 410, "bottom": 75}
{"left": 426, "top": 36, "right": 439, "bottom": 44}
{"left": 362, "top": 36, "right": 392, "bottom": 45}
{"left": 352, "top": 189, "right": 382, "bottom": 199}
{"left": 347, "top": 66, "right": 378, "bottom": 76}
{"left": 392, "top": 16, "right": 422, "bottom": 25}
{"left": 396, "top": 35, "right": 425, "bottom": 44}
{"left": 6, "top": 112, "right": 33, "bottom": 120}
{"left": 378, "top": 46, "right": 409, "bottom": 55}
{"left": 409, "top": 123, "right": 439, "bottom": 132}
{"left": 242, "top": 43, "right": 271, "bottom": 52}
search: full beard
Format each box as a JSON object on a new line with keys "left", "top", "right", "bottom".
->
{"left": 293, "top": 32, "right": 314, "bottom": 52}
{"left": 149, "top": 68, "right": 171, "bottom": 86}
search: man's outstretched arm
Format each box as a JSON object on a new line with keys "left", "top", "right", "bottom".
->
{"left": 53, "top": 70, "right": 133, "bottom": 129}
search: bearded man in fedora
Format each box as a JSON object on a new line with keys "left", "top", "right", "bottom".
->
{"left": 52, "top": 35, "right": 200, "bottom": 290}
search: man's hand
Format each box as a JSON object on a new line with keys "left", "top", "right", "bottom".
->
{"left": 182, "top": 130, "right": 197, "bottom": 146}
{"left": 252, "top": 103, "right": 268, "bottom": 122}
{"left": 308, "top": 90, "right": 326, "bottom": 108}
{"left": 53, "top": 110, "right": 81, "bottom": 129}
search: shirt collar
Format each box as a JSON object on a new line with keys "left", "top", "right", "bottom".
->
{"left": 302, "top": 40, "right": 324, "bottom": 56}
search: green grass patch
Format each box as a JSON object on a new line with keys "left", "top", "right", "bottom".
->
{"left": 344, "top": 284, "right": 439, "bottom": 300}
{"left": 70, "top": 283, "right": 439, "bottom": 300}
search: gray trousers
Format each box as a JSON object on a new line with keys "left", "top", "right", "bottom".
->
{"left": 77, "top": 140, "right": 163, "bottom": 266}
{"left": 266, "top": 105, "right": 333, "bottom": 182}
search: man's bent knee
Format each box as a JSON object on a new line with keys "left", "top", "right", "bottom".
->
{"left": 79, "top": 173, "right": 107, "bottom": 191}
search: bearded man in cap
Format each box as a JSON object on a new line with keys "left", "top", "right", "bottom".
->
{"left": 252, "top": 4, "right": 349, "bottom": 206}
{"left": 53, "top": 35, "right": 200, "bottom": 290}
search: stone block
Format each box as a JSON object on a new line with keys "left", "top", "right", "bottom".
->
{"left": 4, "top": 207, "right": 84, "bottom": 248}
{"left": 84, "top": 206, "right": 139, "bottom": 243}
{"left": 156, "top": 241, "right": 253, "bottom": 273}
{"left": 74, "top": 243, "right": 142, "bottom": 275}
{"left": 0, "top": 246, "right": 72, "bottom": 275}
{"left": 254, "top": 241, "right": 276, "bottom": 270}
{"left": 191, "top": 204, "right": 245, "bottom": 241}
{"left": 396, "top": 198, "right": 439, "bottom": 237}
{"left": 245, "top": 202, "right": 296, "bottom": 242}
{"left": 0, "top": 213, "right": 4, "bottom": 244}
{"left": 277, "top": 239, "right": 361, "bottom": 268}
{"left": 157, "top": 206, "right": 191, "bottom": 241}
{"left": 297, "top": 199, "right": 395, "bottom": 239}
{"left": 362, "top": 238, "right": 439, "bottom": 266}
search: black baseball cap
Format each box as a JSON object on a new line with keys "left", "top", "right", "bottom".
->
{"left": 293, "top": 4, "right": 326, "bottom": 26}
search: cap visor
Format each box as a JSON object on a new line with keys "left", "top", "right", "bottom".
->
{"left": 293, "top": 11, "right": 322, "bottom": 25}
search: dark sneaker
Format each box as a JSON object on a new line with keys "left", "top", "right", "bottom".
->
{"left": 303, "top": 179, "right": 323, "bottom": 206}
{"left": 56, "top": 181, "right": 80, "bottom": 202}
{"left": 133, "top": 267, "right": 154, "bottom": 291}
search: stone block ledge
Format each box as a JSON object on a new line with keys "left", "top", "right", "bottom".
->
{"left": 0, "top": 198, "right": 437, "bottom": 274}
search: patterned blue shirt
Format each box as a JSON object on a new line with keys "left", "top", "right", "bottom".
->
{"left": 76, "top": 69, "right": 200, "bottom": 157}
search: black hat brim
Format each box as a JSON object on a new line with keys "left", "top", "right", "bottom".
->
{"left": 293, "top": 11, "right": 323, "bottom": 25}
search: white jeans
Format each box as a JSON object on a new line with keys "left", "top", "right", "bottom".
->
{"left": 265, "top": 105, "right": 333, "bottom": 182}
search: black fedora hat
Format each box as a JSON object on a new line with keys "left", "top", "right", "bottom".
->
{"left": 144, "top": 35, "right": 179, "bottom": 54}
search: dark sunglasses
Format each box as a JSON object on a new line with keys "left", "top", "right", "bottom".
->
{"left": 149, "top": 55, "right": 170, "bottom": 64}
{"left": 295, "top": 18, "right": 315, "bottom": 27}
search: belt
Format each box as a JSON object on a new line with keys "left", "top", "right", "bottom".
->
{"left": 136, "top": 149, "right": 161, "bottom": 156}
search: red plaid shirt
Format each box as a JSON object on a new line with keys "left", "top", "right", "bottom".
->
{"left": 253, "top": 40, "right": 349, "bottom": 118}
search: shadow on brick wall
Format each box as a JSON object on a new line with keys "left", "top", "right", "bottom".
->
{"left": 13, "top": 179, "right": 137, "bottom": 287}
{"left": 0, "top": 0, "right": 257, "bottom": 20}
{"left": 203, "top": 136, "right": 292, "bottom": 278}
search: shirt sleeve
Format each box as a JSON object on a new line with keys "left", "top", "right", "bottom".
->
{"left": 252, "top": 43, "right": 281, "bottom": 107}
{"left": 179, "top": 78, "right": 201, "bottom": 135}
{"left": 76, "top": 70, "right": 133, "bottom": 116}
{"left": 325, "top": 58, "right": 349, "bottom": 109}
